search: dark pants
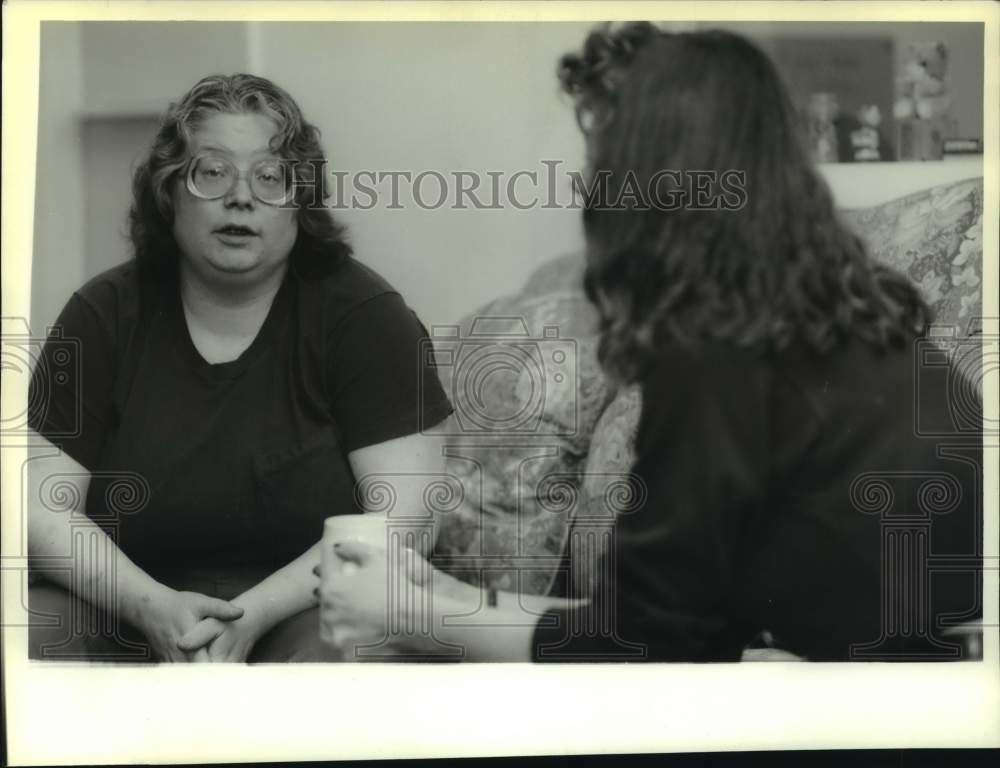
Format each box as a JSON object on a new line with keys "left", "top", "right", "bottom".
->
{"left": 27, "top": 567, "right": 339, "bottom": 663}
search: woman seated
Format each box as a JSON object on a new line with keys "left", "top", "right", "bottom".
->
{"left": 27, "top": 74, "right": 452, "bottom": 662}
{"left": 319, "top": 25, "right": 983, "bottom": 662}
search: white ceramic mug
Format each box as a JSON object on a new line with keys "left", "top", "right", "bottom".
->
{"left": 321, "top": 512, "right": 388, "bottom": 575}
{"left": 318, "top": 513, "right": 388, "bottom": 644}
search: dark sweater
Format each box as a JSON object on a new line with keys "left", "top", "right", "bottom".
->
{"left": 533, "top": 336, "right": 983, "bottom": 661}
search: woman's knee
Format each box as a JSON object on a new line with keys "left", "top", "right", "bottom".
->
{"left": 28, "top": 581, "right": 81, "bottom": 660}
{"left": 251, "top": 608, "right": 341, "bottom": 663}
{"left": 27, "top": 580, "right": 149, "bottom": 661}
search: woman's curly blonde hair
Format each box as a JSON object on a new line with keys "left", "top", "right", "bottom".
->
{"left": 129, "top": 73, "right": 350, "bottom": 279}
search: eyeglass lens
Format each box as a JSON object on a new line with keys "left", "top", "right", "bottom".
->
{"left": 189, "top": 155, "right": 290, "bottom": 204}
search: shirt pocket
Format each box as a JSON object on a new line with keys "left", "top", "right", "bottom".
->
{"left": 252, "top": 430, "right": 359, "bottom": 565}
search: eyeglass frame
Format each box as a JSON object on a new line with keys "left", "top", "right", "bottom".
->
{"left": 183, "top": 152, "right": 297, "bottom": 206}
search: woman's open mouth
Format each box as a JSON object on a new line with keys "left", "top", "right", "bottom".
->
{"left": 215, "top": 225, "right": 258, "bottom": 237}
{"left": 214, "top": 225, "right": 259, "bottom": 245}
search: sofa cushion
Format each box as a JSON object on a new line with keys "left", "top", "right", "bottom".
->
{"left": 840, "top": 176, "right": 983, "bottom": 329}
{"left": 572, "top": 384, "right": 643, "bottom": 596}
{"left": 432, "top": 253, "right": 612, "bottom": 594}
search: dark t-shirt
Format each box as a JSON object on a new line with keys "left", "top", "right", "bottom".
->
{"left": 533, "top": 337, "right": 983, "bottom": 662}
{"left": 29, "top": 257, "right": 453, "bottom": 575}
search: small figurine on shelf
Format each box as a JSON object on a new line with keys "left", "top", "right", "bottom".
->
{"left": 893, "top": 42, "right": 951, "bottom": 120}
{"left": 850, "top": 104, "right": 882, "bottom": 162}
{"left": 807, "top": 92, "right": 840, "bottom": 163}
{"left": 893, "top": 41, "right": 955, "bottom": 160}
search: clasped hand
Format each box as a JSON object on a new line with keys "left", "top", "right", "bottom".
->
{"left": 132, "top": 586, "right": 248, "bottom": 663}
{"left": 176, "top": 605, "right": 263, "bottom": 662}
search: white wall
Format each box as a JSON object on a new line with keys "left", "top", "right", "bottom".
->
{"left": 32, "top": 23, "right": 85, "bottom": 335}
{"left": 820, "top": 156, "right": 983, "bottom": 208}
{"left": 250, "top": 22, "right": 593, "bottom": 327}
{"left": 719, "top": 21, "right": 984, "bottom": 141}
{"left": 80, "top": 22, "right": 250, "bottom": 114}
{"left": 31, "top": 21, "right": 986, "bottom": 333}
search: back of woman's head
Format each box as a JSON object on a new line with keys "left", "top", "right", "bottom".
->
{"left": 559, "top": 25, "right": 930, "bottom": 384}
{"left": 129, "top": 73, "right": 350, "bottom": 278}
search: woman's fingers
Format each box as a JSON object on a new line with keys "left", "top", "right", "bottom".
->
{"left": 402, "top": 546, "right": 432, "bottom": 587}
{"left": 330, "top": 626, "right": 358, "bottom": 657}
{"left": 333, "top": 539, "right": 374, "bottom": 566}
{"left": 197, "top": 596, "right": 245, "bottom": 622}
{"left": 741, "top": 648, "right": 803, "bottom": 662}
{"left": 190, "top": 647, "right": 213, "bottom": 663}
{"left": 177, "top": 618, "right": 224, "bottom": 652}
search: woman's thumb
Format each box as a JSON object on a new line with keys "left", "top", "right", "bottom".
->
{"left": 199, "top": 597, "right": 245, "bottom": 621}
{"left": 333, "top": 539, "right": 373, "bottom": 566}
{"left": 177, "top": 620, "right": 221, "bottom": 652}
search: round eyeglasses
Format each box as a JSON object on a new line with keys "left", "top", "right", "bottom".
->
{"left": 185, "top": 154, "right": 294, "bottom": 206}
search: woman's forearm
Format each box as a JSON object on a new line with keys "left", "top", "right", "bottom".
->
{"left": 235, "top": 507, "right": 441, "bottom": 638}
{"left": 428, "top": 562, "right": 587, "bottom": 612}
{"left": 431, "top": 592, "right": 541, "bottom": 662}
{"left": 26, "top": 436, "right": 170, "bottom": 626}
{"left": 431, "top": 588, "right": 588, "bottom": 662}
{"left": 509, "top": 592, "right": 590, "bottom": 614}
{"left": 28, "top": 499, "right": 166, "bottom": 627}
{"left": 231, "top": 541, "right": 321, "bottom": 633}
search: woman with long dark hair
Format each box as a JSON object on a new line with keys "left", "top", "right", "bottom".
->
{"left": 319, "top": 25, "right": 982, "bottom": 662}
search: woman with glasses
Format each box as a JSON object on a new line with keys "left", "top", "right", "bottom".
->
{"left": 319, "top": 25, "right": 982, "bottom": 662}
{"left": 26, "top": 74, "right": 452, "bottom": 662}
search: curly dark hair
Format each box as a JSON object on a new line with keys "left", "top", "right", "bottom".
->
{"left": 129, "top": 73, "right": 351, "bottom": 279}
{"left": 558, "top": 25, "right": 931, "bottom": 384}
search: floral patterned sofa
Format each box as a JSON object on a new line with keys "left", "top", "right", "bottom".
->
{"left": 432, "top": 176, "right": 985, "bottom": 622}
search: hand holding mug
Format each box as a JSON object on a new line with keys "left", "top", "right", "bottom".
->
{"left": 315, "top": 515, "right": 436, "bottom": 659}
